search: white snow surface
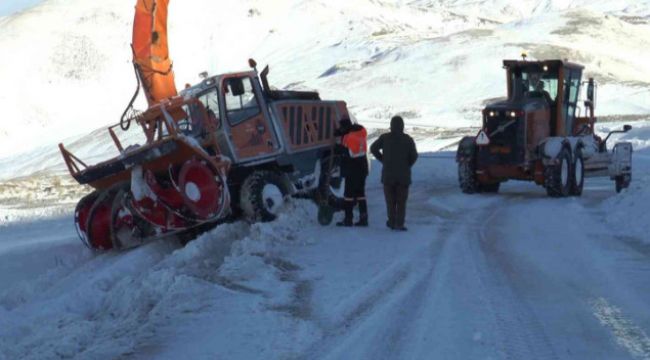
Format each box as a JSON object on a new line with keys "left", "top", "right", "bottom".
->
{"left": 2, "top": 146, "right": 650, "bottom": 359}
{"left": 2, "top": 1, "right": 650, "bottom": 359}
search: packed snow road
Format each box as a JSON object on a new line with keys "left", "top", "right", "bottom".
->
{"left": 1, "top": 150, "right": 650, "bottom": 359}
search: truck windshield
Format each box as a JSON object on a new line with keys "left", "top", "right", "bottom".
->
{"left": 176, "top": 88, "right": 221, "bottom": 138}
{"left": 510, "top": 67, "right": 559, "bottom": 103}
{"left": 197, "top": 87, "right": 221, "bottom": 128}
{"left": 197, "top": 88, "right": 218, "bottom": 111}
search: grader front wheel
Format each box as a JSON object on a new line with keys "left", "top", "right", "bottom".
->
{"left": 545, "top": 147, "right": 572, "bottom": 198}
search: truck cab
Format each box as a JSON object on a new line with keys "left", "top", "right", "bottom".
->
{"left": 181, "top": 64, "right": 349, "bottom": 192}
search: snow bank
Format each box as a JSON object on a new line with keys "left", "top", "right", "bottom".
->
{"left": 595, "top": 122, "right": 650, "bottom": 244}
{"left": 598, "top": 120, "right": 650, "bottom": 152}
{"left": 0, "top": 199, "right": 321, "bottom": 359}
{"left": 600, "top": 150, "right": 650, "bottom": 245}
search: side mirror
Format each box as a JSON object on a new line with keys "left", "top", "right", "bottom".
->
{"left": 587, "top": 78, "right": 595, "bottom": 102}
{"left": 248, "top": 58, "right": 258, "bottom": 70}
{"left": 226, "top": 78, "right": 246, "bottom": 97}
{"left": 603, "top": 124, "right": 633, "bottom": 149}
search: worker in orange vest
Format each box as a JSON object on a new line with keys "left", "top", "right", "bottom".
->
{"left": 335, "top": 118, "right": 369, "bottom": 227}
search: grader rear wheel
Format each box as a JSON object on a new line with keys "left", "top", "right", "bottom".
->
{"left": 570, "top": 148, "right": 585, "bottom": 197}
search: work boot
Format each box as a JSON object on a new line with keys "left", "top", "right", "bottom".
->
{"left": 336, "top": 201, "right": 354, "bottom": 227}
{"left": 386, "top": 220, "right": 394, "bottom": 230}
{"left": 355, "top": 200, "right": 368, "bottom": 227}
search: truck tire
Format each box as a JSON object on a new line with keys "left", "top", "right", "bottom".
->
{"left": 240, "top": 171, "right": 291, "bottom": 223}
{"left": 457, "top": 137, "right": 480, "bottom": 194}
{"left": 459, "top": 160, "right": 480, "bottom": 194}
{"left": 317, "top": 154, "right": 345, "bottom": 210}
{"left": 545, "top": 147, "right": 572, "bottom": 198}
{"left": 570, "top": 148, "right": 584, "bottom": 197}
{"left": 458, "top": 157, "right": 500, "bottom": 193}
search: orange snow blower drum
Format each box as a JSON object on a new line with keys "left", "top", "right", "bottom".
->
{"left": 133, "top": 0, "right": 177, "bottom": 106}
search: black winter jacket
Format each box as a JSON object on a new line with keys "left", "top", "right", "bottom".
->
{"left": 370, "top": 118, "right": 418, "bottom": 185}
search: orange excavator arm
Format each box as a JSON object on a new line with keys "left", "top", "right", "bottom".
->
{"left": 133, "top": 0, "right": 177, "bottom": 106}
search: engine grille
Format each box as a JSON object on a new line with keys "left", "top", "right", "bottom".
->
{"left": 479, "top": 113, "right": 525, "bottom": 165}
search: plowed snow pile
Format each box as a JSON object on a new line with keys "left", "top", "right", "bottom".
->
{"left": 0, "top": 200, "right": 322, "bottom": 359}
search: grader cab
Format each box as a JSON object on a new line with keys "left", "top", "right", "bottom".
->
{"left": 457, "top": 58, "right": 633, "bottom": 197}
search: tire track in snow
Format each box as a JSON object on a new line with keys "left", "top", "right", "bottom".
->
{"left": 294, "top": 259, "right": 412, "bottom": 360}
{"left": 469, "top": 201, "right": 560, "bottom": 360}
{"left": 323, "top": 228, "right": 450, "bottom": 360}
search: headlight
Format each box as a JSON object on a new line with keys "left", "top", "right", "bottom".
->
{"left": 488, "top": 111, "right": 496, "bottom": 117}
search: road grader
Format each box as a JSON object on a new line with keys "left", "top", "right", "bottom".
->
{"left": 59, "top": 0, "right": 347, "bottom": 251}
{"left": 457, "top": 58, "right": 633, "bottom": 197}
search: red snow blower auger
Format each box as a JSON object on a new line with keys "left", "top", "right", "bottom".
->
{"left": 61, "top": 96, "right": 232, "bottom": 251}
{"left": 59, "top": 0, "right": 231, "bottom": 250}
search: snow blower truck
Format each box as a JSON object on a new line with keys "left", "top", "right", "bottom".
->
{"left": 457, "top": 57, "right": 633, "bottom": 197}
{"left": 59, "top": 0, "right": 348, "bottom": 251}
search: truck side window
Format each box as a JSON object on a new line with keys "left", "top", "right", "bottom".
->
{"left": 563, "top": 69, "right": 582, "bottom": 135}
{"left": 224, "top": 77, "right": 261, "bottom": 125}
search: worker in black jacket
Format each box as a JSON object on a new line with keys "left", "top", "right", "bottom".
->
{"left": 335, "top": 117, "right": 369, "bottom": 227}
{"left": 370, "top": 116, "right": 418, "bottom": 231}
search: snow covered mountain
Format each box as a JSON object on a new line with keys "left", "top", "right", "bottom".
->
{"left": 1, "top": 0, "right": 650, "bottom": 172}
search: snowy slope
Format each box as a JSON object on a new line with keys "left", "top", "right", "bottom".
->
{"left": 1, "top": 0, "right": 650, "bottom": 169}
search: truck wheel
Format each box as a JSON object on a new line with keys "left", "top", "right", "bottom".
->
{"left": 317, "top": 154, "right": 344, "bottom": 209}
{"left": 615, "top": 174, "right": 631, "bottom": 193}
{"left": 240, "top": 171, "right": 291, "bottom": 223}
{"left": 458, "top": 160, "right": 480, "bottom": 194}
{"left": 545, "top": 147, "right": 572, "bottom": 198}
{"left": 570, "top": 148, "right": 584, "bottom": 197}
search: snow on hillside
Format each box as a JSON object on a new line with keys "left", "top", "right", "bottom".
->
{"left": 1, "top": 0, "right": 650, "bottom": 172}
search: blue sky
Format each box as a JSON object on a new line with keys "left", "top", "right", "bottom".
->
{"left": 0, "top": 0, "right": 43, "bottom": 17}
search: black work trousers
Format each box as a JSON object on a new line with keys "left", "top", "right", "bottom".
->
{"left": 384, "top": 184, "right": 409, "bottom": 228}
{"left": 344, "top": 175, "right": 367, "bottom": 200}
